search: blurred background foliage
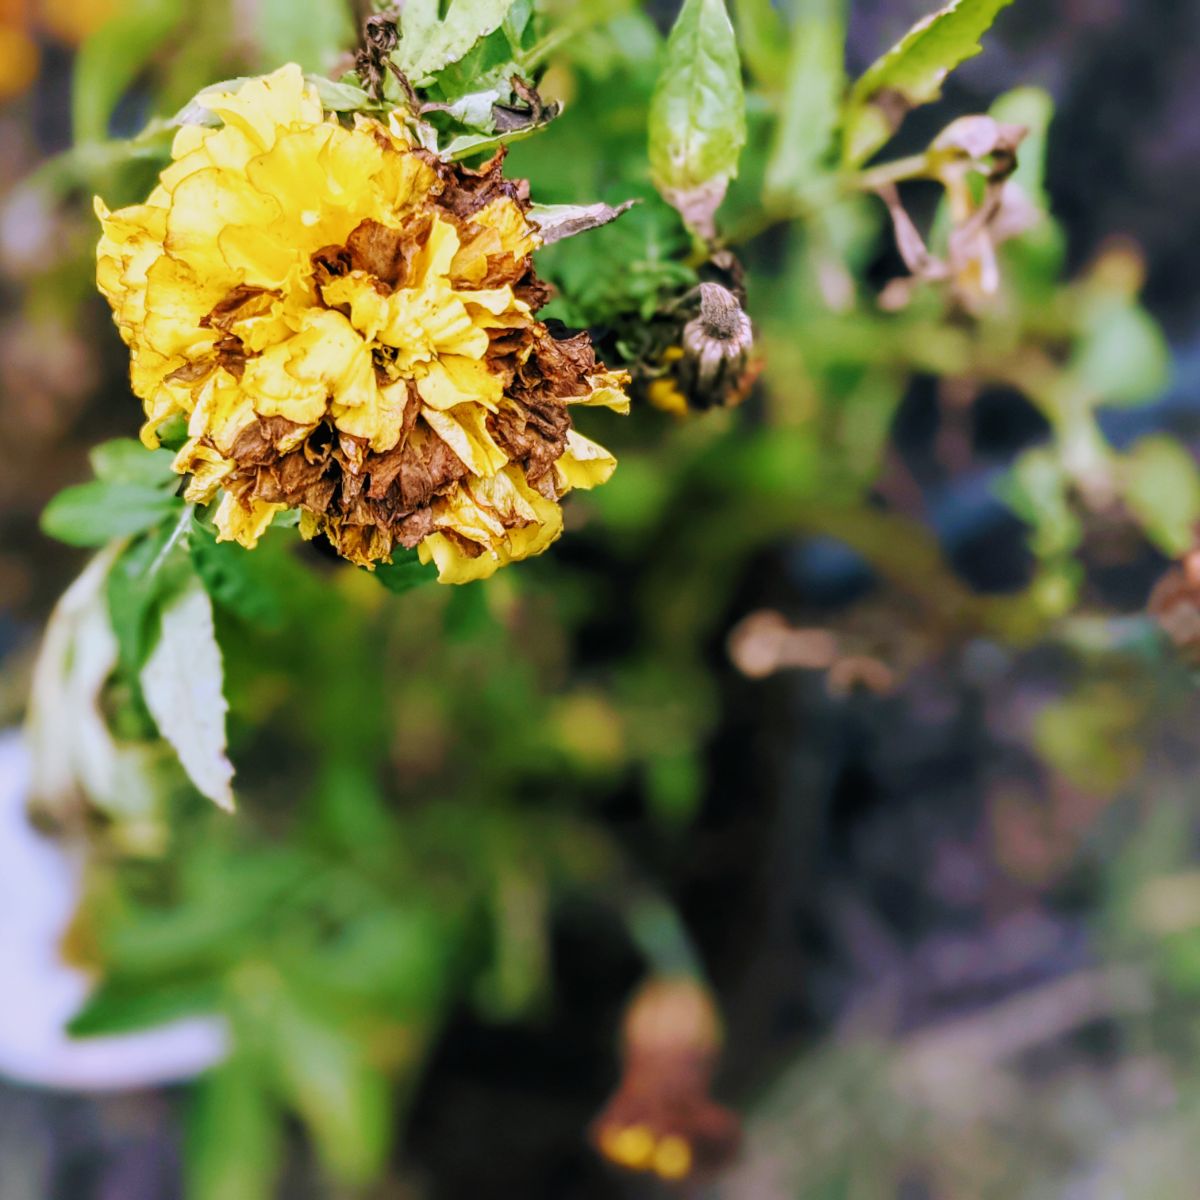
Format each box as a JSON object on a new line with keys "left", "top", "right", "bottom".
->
{"left": 5, "top": 0, "right": 1200, "bottom": 1198}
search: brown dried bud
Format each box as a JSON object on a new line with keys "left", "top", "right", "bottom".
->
{"left": 591, "top": 977, "right": 741, "bottom": 1183}
{"left": 647, "top": 283, "right": 757, "bottom": 414}
{"left": 364, "top": 12, "right": 399, "bottom": 53}
{"left": 1149, "top": 548, "right": 1200, "bottom": 661}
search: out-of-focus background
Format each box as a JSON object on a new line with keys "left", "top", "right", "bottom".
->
{"left": 5, "top": 1, "right": 1200, "bottom": 1197}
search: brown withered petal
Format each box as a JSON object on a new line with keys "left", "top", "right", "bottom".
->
{"left": 1149, "top": 554, "right": 1200, "bottom": 662}
{"left": 427, "top": 147, "right": 530, "bottom": 220}
{"left": 591, "top": 977, "right": 741, "bottom": 1183}
{"left": 345, "top": 218, "right": 411, "bottom": 288}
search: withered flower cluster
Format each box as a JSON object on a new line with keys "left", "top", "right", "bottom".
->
{"left": 96, "top": 66, "right": 627, "bottom": 582}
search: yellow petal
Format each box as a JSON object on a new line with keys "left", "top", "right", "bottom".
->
{"left": 416, "top": 355, "right": 503, "bottom": 411}
{"left": 198, "top": 65, "right": 323, "bottom": 153}
{"left": 213, "top": 492, "right": 283, "bottom": 548}
{"left": 412, "top": 216, "right": 460, "bottom": 283}
{"left": 423, "top": 403, "right": 509, "bottom": 477}
{"left": 555, "top": 430, "right": 617, "bottom": 491}
{"left": 164, "top": 166, "right": 282, "bottom": 261}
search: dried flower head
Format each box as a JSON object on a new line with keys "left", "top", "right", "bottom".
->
{"left": 647, "top": 282, "right": 757, "bottom": 416}
{"left": 591, "top": 976, "right": 740, "bottom": 1183}
{"left": 96, "top": 65, "right": 628, "bottom": 582}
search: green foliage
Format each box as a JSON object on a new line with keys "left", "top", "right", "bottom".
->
{"left": 648, "top": 0, "right": 746, "bottom": 226}
{"left": 253, "top": 0, "right": 354, "bottom": 75}
{"left": 41, "top": 481, "right": 183, "bottom": 547}
{"left": 732, "top": 0, "right": 791, "bottom": 88}
{"left": 72, "top": 0, "right": 188, "bottom": 143}
{"left": 843, "top": 0, "right": 1016, "bottom": 164}
{"left": 1071, "top": 293, "right": 1171, "bottom": 406}
{"left": 187, "top": 1057, "right": 282, "bottom": 1200}
{"left": 106, "top": 514, "right": 196, "bottom": 674}
{"left": 1121, "top": 437, "right": 1200, "bottom": 557}
{"left": 764, "top": 0, "right": 847, "bottom": 208}
{"left": 374, "top": 551, "right": 441, "bottom": 595}
{"left": 392, "top": 0, "right": 519, "bottom": 85}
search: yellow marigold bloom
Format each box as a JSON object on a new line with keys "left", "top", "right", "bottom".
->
{"left": 96, "top": 64, "right": 628, "bottom": 583}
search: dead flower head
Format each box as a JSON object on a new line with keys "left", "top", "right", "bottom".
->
{"left": 95, "top": 66, "right": 628, "bottom": 583}
{"left": 591, "top": 976, "right": 740, "bottom": 1184}
{"left": 647, "top": 281, "right": 757, "bottom": 415}
{"left": 877, "top": 116, "right": 1037, "bottom": 313}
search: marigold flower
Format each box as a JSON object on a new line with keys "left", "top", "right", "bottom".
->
{"left": 96, "top": 65, "right": 628, "bottom": 582}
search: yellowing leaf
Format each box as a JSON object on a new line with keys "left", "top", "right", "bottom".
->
{"left": 140, "top": 578, "right": 234, "bottom": 811}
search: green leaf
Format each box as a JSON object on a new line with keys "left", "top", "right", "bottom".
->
{"left": 41, "top": 481, "right": 183, "bottom": 547}
{"left": 188, "top": 1057, "right": 282, "bottom": 1200}
{"left": 68, "top": 976, "right": 222, "bottom": 1037}
{"left": 190, "top": 522, "right": 285, "bottom": 628}
{"left": 73, "top": 0, "right": 188, "bottom": 144}
{"left": 254, "top": 0, "right": 354, "bottom": 74}
{"left": 391, "top": 0, "right": 518, "bottom": 86}
{"left": 107, "top": 514, "right": 195, "bottom": 675}
{"left": 999, "top": 447, "right": 1082, "bottom": 560}
{"left": 733, "top": 0, "right": 791, "bottom": 88}
{"left": 89, "top": 438, "right": 179, "bottom": 488}
{"left": 763, "top": 0, "right": 846, "bottom": 208}
{"left": 373, "top": 551, "right": 439, "bottom": 595}
{"left": 1072, "top": 297, "right": 1170, "bottom": 407}
{"left": 1121, "top": 436, "right": 1200, "bottom": 558}
{"left": 843, "top": 0, "right": 1015, "bottom": 165}
{"left": 140, "top": 576, "right": 235, "bottom": 811}
{"left": 648, "top": 0, "right": 746, "bottom": 233}
{"left": 272, "top": 994, "right": 393, "bottom": 1186}
{"left": 307, "top": 74, "right": 375, "bottom": 112}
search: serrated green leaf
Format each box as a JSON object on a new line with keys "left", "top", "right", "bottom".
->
{"left": 764, "top": 0, "right": 846, "bottom": 208}
{"left": 188, "top": 1057, "right": 282, "bottom": 1200}
{"left": 843, "top": 0, "right": 1015, "bottom": 165}
{"left": 391, "top": 0, "right": 518, "bottom": 86}
{"left": 89, "top": 438, "right": 179, "bottom": 488}
{"left": 41, "top": 481, "right": 183, "bottom": 547}
{"left": 1121, "top": 437, "right": 1200, "bottom": 557}
{"left": 68, "top": 976, "right": 223, "bottom": 1037}
{"left": 140, "top": 576, "right": 235, "bottom": 811}
{"left": 373, "top": 552, "right": 439, "bottom": 595}
{"left": 648, "top": 0, "right": 746, "bottom": 230}
{"left": 73, "top": 0, "right": 188, "bottom": 144}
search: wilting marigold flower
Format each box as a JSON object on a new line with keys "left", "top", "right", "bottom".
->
{"left": 591, "top": 976, "right": 740, "bottom": 1183}
{"left": 96, "top": 64, "right": 627, "bottom": 582}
